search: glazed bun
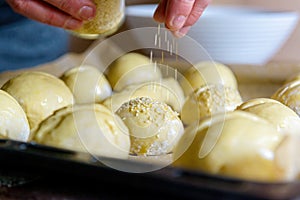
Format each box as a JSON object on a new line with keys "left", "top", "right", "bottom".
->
{"left": 31, "top": 104, "right": 130, "bottom": 159}
{"left": 237, "top": 98, "right": 300, "bottom": 135}
{"left": 106, "top": 53, "right": 162, "bottom": 91}
{"left": 180, "top": 61, "right": 238, "bottom": 96}
{"left": 0, "top": 90, "right": 30, "bottom": 141}
{"left": 61, "top": 65, "right": 112, "bottom": 104}
{"left": 116, "top": 97, "right": 184, "bottom": 156}
{"left": 103, "top": 78, "right": 185, "bottom": 113}
{"left": 2, "top": 71, "right": 74, "bottom": 129}
{"left": 272, "top": 80, "right": 300, "bottom": 116}
{"left": 181, "top": 84, "right": 242, "bottom": 125}
{"left": 173, "top": 111, "right": 299, "bottom": 182}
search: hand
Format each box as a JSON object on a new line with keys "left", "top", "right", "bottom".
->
{"left": 6, "top": 0, "right": 96, "bottom": 30}
{"left": 153, "top": 0, "right": 211, "bottom": 38}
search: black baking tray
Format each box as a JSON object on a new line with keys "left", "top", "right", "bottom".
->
{"left": 0, "top": 139, "right": 299, "bottom": 200}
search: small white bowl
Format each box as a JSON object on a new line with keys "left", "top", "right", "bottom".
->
{"left": 125, "top": 4, "right": 299, "bottom": 65}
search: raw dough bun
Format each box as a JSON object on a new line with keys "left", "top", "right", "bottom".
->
{"left": 173, "top": 111, "right": 298, "bottom": 182}
{"left": 180, "top": 61, "right": 238, "bottom": 96}
{"left": 237, "top": 98, "right": 300, "bottom": 135}
{"left": 61, "top": 65, "right": 112, "bottom": 104}
{"left": 103, "top": 78, "right": 185, "bottom": 113}
{"left": 116, "top": 97, "right": 184, "bottom": 156}
{"left": 0, "top": 90, "right": 30, "bottom": 141}
{"left": 272, "top": 80, "right": 300, "bottom": 116}
{"left": 106, "top": 53, "right": 162, "bottom": 91}
{"left": 181, "top": 84, "right": 243, "bottom": 125}
{"left": 2, "top": 71, "right": 74, "bottom": 129}
{"left": 31, "top": 104, "right": 130, "bottom": 159}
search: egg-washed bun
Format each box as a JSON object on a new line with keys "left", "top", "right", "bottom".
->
{"left": 116, "top": 97, "right": 184, "bottom": 156}
{"left": 173, "top": 111, "right": 299, "bottom": 182}
{"left": 275, "top": 134, "right": 300, "bottom": 181}
{"left": 106, "top": 53, "right": 162, "bottom": 91}
{"left": 2, "top": 71, "right": 74, "bottom": 129}
{"left": 180, "top": 61, "right": 238, "bottom": 96}
{"left": 31, "top": 104, "right": 130, "bottom": 159}
{"left": 272, "top": 80, "right": 300, "bottom": 116}
{"left": 103, "top": 78, "right": 185, "bottom": 113}
{"left": 181, "top": 84, "right": 243, "bottom": 125}
{"left": 0, "top": 90, "right": 30, "bottom": 141}
{"left": 237, "top": 98, "right": 300, "bottom": 135}
{"left": 61, "top": 65, "right": 112, "bottom": 104}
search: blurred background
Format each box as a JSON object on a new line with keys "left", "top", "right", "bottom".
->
{"left": 214, "top": 0, "right": 300, "bottom": 64}
{"left": 70, "top": 0, "right": 300, "bottom": 64}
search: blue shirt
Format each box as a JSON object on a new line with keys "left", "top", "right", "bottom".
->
{"left": 0, "top": 0, "right": 70, "bottom": 72}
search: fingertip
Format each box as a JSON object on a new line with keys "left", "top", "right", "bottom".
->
{"left": 153, "top": 6, "right": 165, "bottom": 23}
{"left": 173, "top": 26, "right": 191, "bottom": 38}
{"left": 78, "top": 5, "right": 96, "bottom": 21}
{"left": 153, "top": 0, "right": 167, "bottom": 23}
{"left": 167, "top": 15, "right": 187, "bottom": 31}
{"left": 153, "top": 11, "right": 165, "bottom": 23}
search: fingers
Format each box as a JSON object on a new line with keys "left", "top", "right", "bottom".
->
{"left": 185, "top": 0, "right": 211, "bottom": 26}
{"left": 44, "top": 0, "right": 96, "bottom": 21}
{"left": 6, "top": 0, "right": 96, "bottom": 30}
{"left": 174, "top": 0, "right": 211, "bottom": 37}
{"left": 165, "top": 0, "right": 196, "bottom": 31}
{"left": 153, "top": 0, "right": 168, "bottom": 23}
{"left": 153, "top": 0, "right": 211, "bottom": 38}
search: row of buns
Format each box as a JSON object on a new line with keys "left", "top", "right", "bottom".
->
{"left": 1, "top": 52, "right": 300, "bottom": 182}
{"left": 0, "top": 53, "right": 185, "bottom": 159}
